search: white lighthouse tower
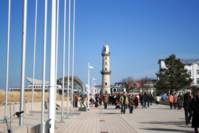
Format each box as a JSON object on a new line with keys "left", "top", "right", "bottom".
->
{"left": 101, "top": 44, "right": 111, "bottom": 94}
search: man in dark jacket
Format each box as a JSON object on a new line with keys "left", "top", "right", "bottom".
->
{"left": 128, "top": 95, "right": 134, "bottom": 114}
{"left": 183, "top": 92, "right": 192, "bottom": 125}
{"left": 190, "top": 88, "right": 199, "bottom": 133}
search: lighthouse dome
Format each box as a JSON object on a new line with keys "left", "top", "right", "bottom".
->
{"left": 103, "top": 44, "right": 109, "bottom": 53}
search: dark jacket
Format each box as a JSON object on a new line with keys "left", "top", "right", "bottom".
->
{"left": 128, "top": 96, "right": 134, "bottom": 107}
{"left": 183, "top": 93, "right": 192, "bottom": 109}
{"left": 190, "top": 96, "right": 199, "bottom": 128}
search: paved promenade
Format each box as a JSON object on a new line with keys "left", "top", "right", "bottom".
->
{"left": 56, "top": 104, "right": 193, "bottom": 133}
{"left": 0, "top": 104, "right": 193, "bottom": 133}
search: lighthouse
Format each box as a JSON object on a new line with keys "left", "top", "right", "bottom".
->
{"left": 101, "top": 44, "right": 111, "bottom": 94}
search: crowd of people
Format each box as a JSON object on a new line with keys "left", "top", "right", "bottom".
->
{"left": 167, "top": 89, "right": 199, "bottom": 133}
{"left": 93, "top": 91, "right": 154, "bottom": 114}
{"left": 73, "top": 88, "right": 199, "bottom": 133}
{"left": 73, "top": 91, "right": 154, "bottom": 114}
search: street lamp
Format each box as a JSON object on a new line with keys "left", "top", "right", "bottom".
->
{"left": 87, "top": 63, "right": 94, "bottom": 110}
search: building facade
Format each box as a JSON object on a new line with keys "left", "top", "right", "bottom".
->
{"left": 101, "top": 45, "right": 111, "bottom": 94}
{"left": 159, "top": 59, "right": 199, "bottom": 87}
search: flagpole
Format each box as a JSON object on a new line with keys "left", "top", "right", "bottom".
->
{"left": 61, "top": 0, "right": 67, "bottom": 121}
{"left": 71, "top": 0, "right": 76, "bottom": 109}
{"left": 55, "top": 0, "right": 59, "bottom": 85}
{"left": 41, "top": 0, "right": 48, "bottom": 132}
{"left": 67, "top": 0, "right": 71, "bottom": 116}
{"left": 19, "top": 0, "right": 28, "bottom": 126}
{"left": 5, "top": 0, "right": 11, "bottom": 117}
{"left": 87, "top": 63, "right": 90, "bottom": 110}
{"left": 49, "top": 0, "right": 57, "bottom": 132}
{"left": 31, "top": 0, "right": 38, "bottom": 114}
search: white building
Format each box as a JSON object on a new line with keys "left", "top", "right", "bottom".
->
{"left": 159, "top": 59, "right": 199, "bottom": 87}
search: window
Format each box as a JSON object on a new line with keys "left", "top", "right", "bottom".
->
{"left": 197, "top": 70, "right": 199, "bottom": 75}
{"left": 105, "top": 62, "right": 107, "bottom": 65}
{"left": 105, "top": 68, "right": 107, "bottom": 71}
{"left": 197, "top": 78, "right": 199, "bottom": 85}
{"left": 105, "top": 82, "right": 107, "bottom": 86}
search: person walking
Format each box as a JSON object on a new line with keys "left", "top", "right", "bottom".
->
{"left": 128, "top": 95, "right": 134, "bottom": 114}
{"left": 139, "top": 93, "right": 143, "bottom": 108}
{"left": 134, "top": 95, "right": 139, "bottom": 109}
{"left": 103, "top": 91, "right": 109, "bottom": 109}
{"left": 143, "top": 92, "right": 148, "bottom": 108}
{"left": 177, "top": 93, "right": 183, "bottom": 109}
{"left": 149, "top": 93, "right": 153, "bottom": 106}
{"left": 120, "top": 92, "right": 128, "bottom": 114}
{"left": 190, "top": 88, "right": 199, "bottom": 133}
{"left": 173, "top": 93, "right": 178, "bottom": 109}
{"left": 95, "top": 94, "right": 99, "bottom": 107}
{"left": 168, "top": 93, "right": 174, "bottom": 109}
{"left": 183, "top": 91, "right": 192, "bottom": 125}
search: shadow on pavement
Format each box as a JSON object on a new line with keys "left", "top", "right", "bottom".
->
{"left": 99, "top": 112, "right": 121, "bottom": 115}
{"left": 140, "top": 121, "right": 185, "bottom": 126}
{"left": 141, "top": 128, "right": 193, "bottom": 133}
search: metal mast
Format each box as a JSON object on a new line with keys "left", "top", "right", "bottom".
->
{"left": 61, "top": 0, "right": 67, "bottom": 121}
{"left": 31, "top": 0, "right": 38, "bottom": 113}
{"left": 67, "top": 0, "right": 71, "bottom": 115}
{"left": 49, "top": 0, "right": 57, "bottom": 132}
{"left": 19, "top": 0, "right": 28, "bottom": 126}
{"left": 41, "top": 0, "right": 48, "bottom": 132}
{"left": 5, "top": 0, "right": 11, "bottom": 117}
{"left": 71, "top": 0, "right": 76, "bottom": 109}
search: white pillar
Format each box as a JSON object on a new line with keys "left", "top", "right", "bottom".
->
{"left": 5, "top": 0, "right": 11, "bottom": 117}
{"left": 19, "top": 0, "right": 28, "bottom": 126}
{"left": 49, "top": 0, "right": 57, "bottom": 132}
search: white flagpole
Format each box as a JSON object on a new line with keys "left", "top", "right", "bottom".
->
{"left": 87, "top": 63, "right": 90, "bottom": 110}
{"left": 31, "top": 0, "right": 38, "bottom": 114}
{"left": 71, "top": 0, "right": 76, "bottom": 109}
{"left": 41, "top": 0, "right": 48, "bottom": 132}
{"left": 5, "top": 0, "right": 11, "bottom": 117}
{"left": 67, "top": 0, "right": 71, "bottom": 116}
{"left": 55, "top": 0, "right": 59, "bottom": 84}
{"left": 49, "top": 0, "right": 57, "bottom": 132}
{"left": 61, "top": 0, "right": 67, "bottom": 121}
{"left": 19, "top": 0, "right": 28, "bottom": 126}
{"left": 56, "top": 0, "right": 60, "bottom": 121}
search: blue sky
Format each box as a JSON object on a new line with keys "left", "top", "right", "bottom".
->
{"left": 0, "top": 0, "right": 199, "bottom": 88}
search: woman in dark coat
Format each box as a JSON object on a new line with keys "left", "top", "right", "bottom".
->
{"left": 190, "top": 88, "right": 199, "bottom": 133}
{"left": 134, "top": 95, "right": 139, "bottom": 108}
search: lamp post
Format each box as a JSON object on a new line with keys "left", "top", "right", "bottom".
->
{"left": 87, "top": 63, "right": 94, "bottom": 110}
